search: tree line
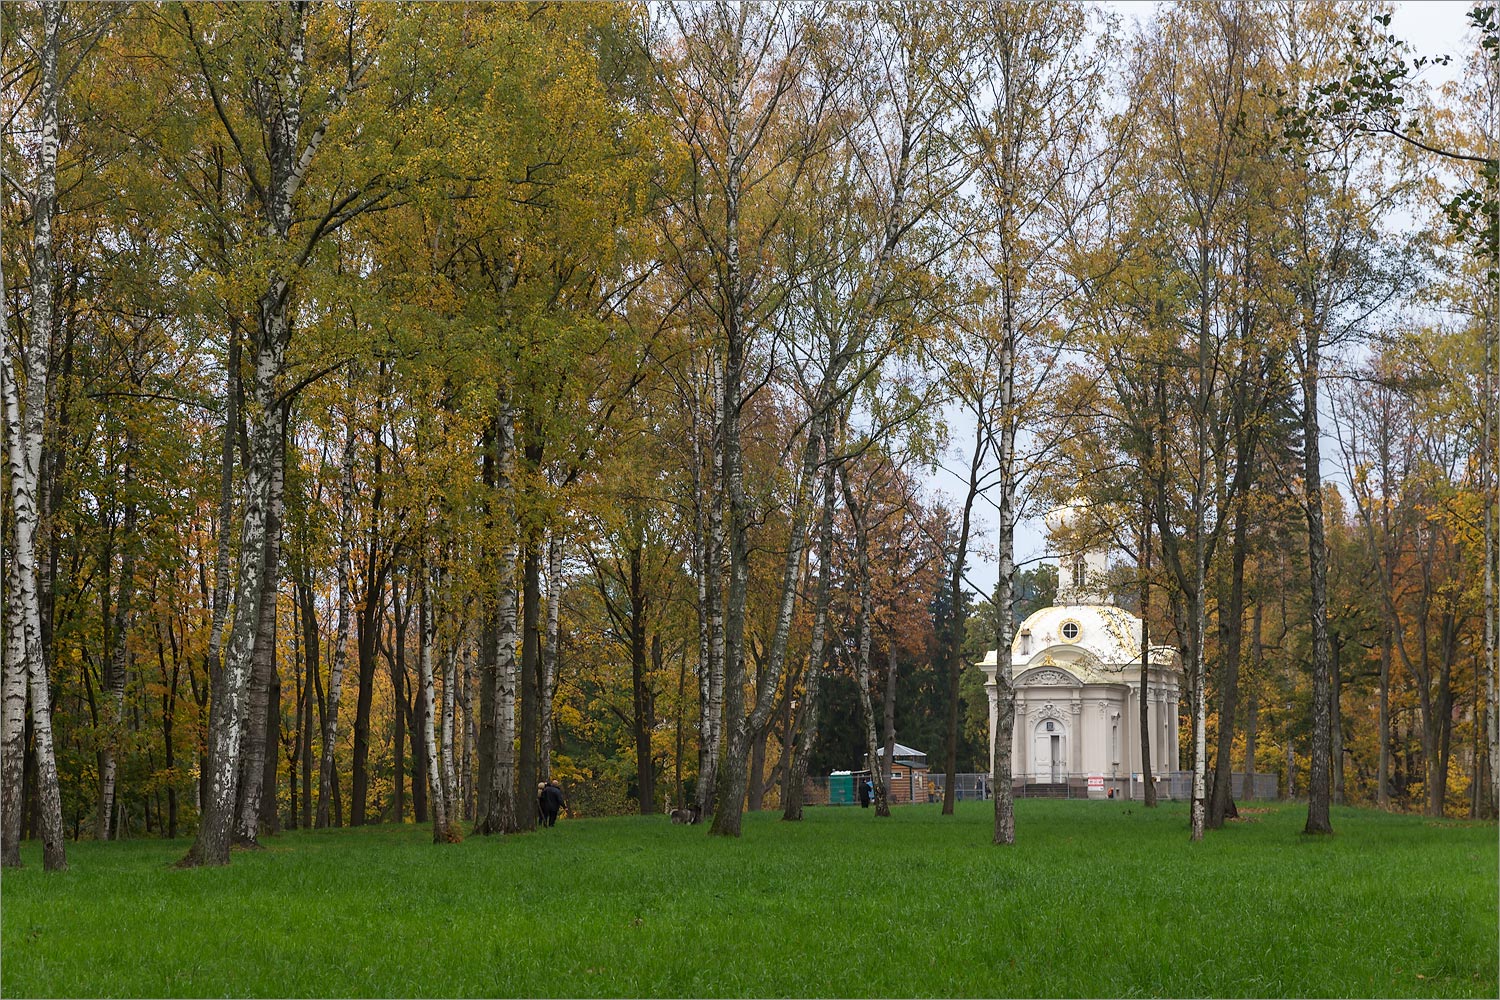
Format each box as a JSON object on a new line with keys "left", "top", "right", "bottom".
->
{"left": 2, "top": 0, "right": 1495, "bottom": 870}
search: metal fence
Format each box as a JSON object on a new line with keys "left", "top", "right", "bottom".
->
{"left": 913, "top": 771, "right": 1279, "bottom": 802}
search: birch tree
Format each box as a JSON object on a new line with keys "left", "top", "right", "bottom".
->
{"left": 952, "top": 0, "right": 1114, "bottom": 845}
{"left": 2, "top": 0, "right": 72, "bottom": 871}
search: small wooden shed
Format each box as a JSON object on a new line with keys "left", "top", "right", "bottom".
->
{"left": 860, "top": 743, "right": 932, "bottom": 805}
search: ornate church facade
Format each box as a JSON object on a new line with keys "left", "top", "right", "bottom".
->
{"left": 977, "top": 507, "right": 1182, "bottom": 798}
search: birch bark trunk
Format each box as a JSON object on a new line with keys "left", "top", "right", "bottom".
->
{"left": 782, "top": 440, "right": 837, "bottom": 821}
{"left": 10, "top": 0, "right": 70, "bottom": 870}
{"left": 477, "top": 389, "right": 518, "bottom": 835}
{"left": 713, "top": 403, "right": 825, "bottom": 834}
{"left": 441, "top": 638, "right": 459, "bottom": 832}
{"left": 1, "top": 251, "right": 24, "bottom": 867}
{"left": 539, "top": 532, "right": 563, "bottom": 782}
{"left": 697, "top": 370, "right": 726, "bottom": 821}
{"left": 518, "top": 526, "right": 542, "bottom": 830}
{"left": 236, "top": 408, "right": 285, "bottom": 843}
{"left": 881, "top": 638, "right": 897, "bottom": 802}
{"left": 1485, "top": 270, "right": 1499, "bottom": 816}
{"left": 419, "top": 569, "right": 449, "bottom": 842}
{"left": 991, "top": 289, "right": 1018, "bottom": 847}
{"left": 1, "top": 505, "right": 25, "bottom": 867}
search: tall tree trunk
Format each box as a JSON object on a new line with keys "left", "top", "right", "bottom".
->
{"left": 260, "top": 660, "right": 281, "bottom": 834}
{"left": 782, "top": 444, "right": 837, "bottom": 821}
{"left": 539, "top": 532, "right": 563, "bottom": 783}
{"left": 943, "top": 420, "right": 985, "bottom": 817}
{"left": 409, "top": 663, "right": 428, "bottom": 824}
{"left": 1378, "top": 628, "right": 1391, "bottom": 809}
{"left": 747, "top": 717, "right": 767, "bottom": 812}
{"left": 882, "top": 637, "right": 898, "bottom": 801}
{"left": 1208, "top": 495, "right": 1249, "bottom": 829}
{"left": 1244, "top": 603, "right": 1261, "bottom": 801}
{"left": 389, "top": 572, "right": 408, "bottom": 823}
{"left": 4, "top": 0, "right": 67, "bottom": 871}
{"left": 350, "top": 437, "right": 384, "bottom": 827}
{"left": 0, "top": 548, "right": 23, "bottom": 865}
{"left": 1188, "top": 586, "right": 1207, "bottom": 841}
{"left": 843, "top": 468, "right": 888, "bottom": 819}
{"left": 441, "top": 637, "right": 460, "bottom": 832}
{"left": 97, "top": 453, "right": 138, "bottom": 841}
{"left": 709, "top": 117, "right": 753, "bottom": 835}
{"left": 477, "top": 391, "right": 518, "bottom": 835}
{"left": 1331, "top": 635, "right": 1344, "bottom": 806}
{"left": 1486, "top": 261, "right": 1499, "bottom": 815}
{"left": 518, "top": 528, "right": 543, "bottom": 831}
{"left": 713, "top": 403, "right": 826, "bottom": 836}
{"left": 1139, "top": 513, "right": 1157, "bottom": 808}
{"left": 419, "top": 568, "right": 450, "bottom": 842}
{"left": 697, "top": 373, "right": 726, "bottom": 821}
{"left": 155, "top": 619, "right": 182, "bottom": 839}
{"left": 629, "top": 544, "right": 656, "bottom": 815}
{"left": 461, "top": 644, "right": 477, "bottom": 820}
{"left": 475, "top": 425, "right": 496, "bottom": 829}
{"left": 189, "top": 324, "right": 283, "bottom": 865}
{"left": 296, "top": 578, "right": 317, "bottom": 830}
{"left": 991, "top": 287, "right": 1018, "bottom": 846}
{"left": 236, "top": 409, "right": 284, "bottom": 843}
{"left": 1299, "top": 330, "right": 1334, "bottom": 835}
{"left": 316, "top": 421, "right": 356, "bottom": 829}
{"left": 1, "top": 256, "right": 28, "bottom": 868}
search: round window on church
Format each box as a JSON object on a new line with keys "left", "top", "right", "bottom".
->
{"left": 1060, "top": 620, "right": 1080, "bottom": 642}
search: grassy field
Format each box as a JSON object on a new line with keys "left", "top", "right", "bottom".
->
{"left": 1, "top": 799, "right": 1494, "bottom": 998}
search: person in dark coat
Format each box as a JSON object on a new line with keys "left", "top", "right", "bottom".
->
{"left": 859, "top": 778, "right": 873, "bottom": 808}
{"left": 540, "top": 780, "right": 566, "bottom": 827}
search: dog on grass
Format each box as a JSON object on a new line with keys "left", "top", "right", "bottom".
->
{"left": 669, "top": 802, "right": 702, "bottom": 825}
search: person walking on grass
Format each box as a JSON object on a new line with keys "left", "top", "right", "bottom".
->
{"left": 540, "top": 779, "right": 566, "bottom": 827}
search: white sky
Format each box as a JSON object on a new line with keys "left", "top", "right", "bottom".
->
{"left": 927, "top": 0, "right": 1480, "bottom": 600}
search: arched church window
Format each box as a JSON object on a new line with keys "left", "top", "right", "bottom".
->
{"left": 1072, "top": 555, "right": 1086, "bottom": 590}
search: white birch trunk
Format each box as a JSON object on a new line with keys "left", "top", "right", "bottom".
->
{"left": 483, "top": 388, "right": 519, "bottom": 834}
{"left": 192, "top": 334, "right": 281, "bottom": 864}
{"left": 2, "top": 269, "right": 30, "bottom": 867}
{"left": 419, "top": 569, "right": 448, "bottom": 841}
{"left": 698, "top": 363, "right": 726, "bottom": 819}
{"left": 1484, "top": 236, "right": 1499, "bottom": 814}
{"left": 782, "top": 439, "right": 837, "bottom": 821}
{"left": 236, "top": 409, "right": 285, "bottom": 843}
{"left": 441, "top": 639, "right": 459, "bottom": 828}
{"left": 992, "top": 296, "right": 1018, "bottom": 846}
{"left": 10, "top": 0, "right": 68, "bottom": 870}
{"left": 539, "top": 532, "right": 563, "bottom": 782}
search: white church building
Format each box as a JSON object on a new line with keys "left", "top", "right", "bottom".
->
{"left": 978, "top": 506, "right": 1182, "bottom": 799}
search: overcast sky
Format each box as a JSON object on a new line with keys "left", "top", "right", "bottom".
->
{"left": 926, "top": 0, "right": 1481, "bottom": 600}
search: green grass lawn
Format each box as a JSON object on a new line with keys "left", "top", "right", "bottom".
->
{"left": 2, "top": 799, "right": 1494, "bottom": 998}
